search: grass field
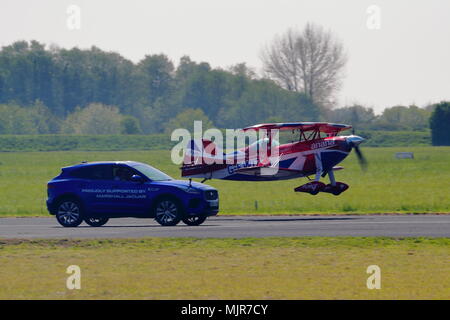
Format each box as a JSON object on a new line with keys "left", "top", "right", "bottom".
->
{"left": 0, "top": 146, "right": 449, "bottom": 216}
{"left": 0, "top": 237, "right": 448, "bottom": 299}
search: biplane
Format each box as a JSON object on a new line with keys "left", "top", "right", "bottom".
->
{"left": 181, "top": 122, "right": 366, "bottom": 195}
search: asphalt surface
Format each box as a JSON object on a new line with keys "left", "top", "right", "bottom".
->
{"left": 0, "top": 215, "right": 449, "bottom": 238}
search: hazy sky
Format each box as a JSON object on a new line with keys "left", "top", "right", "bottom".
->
{"left": 1, "top": 0, "right": 449, "bottom": 112}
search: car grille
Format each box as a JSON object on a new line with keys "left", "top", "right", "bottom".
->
{"left": 204, "top": 190, "right": 218, "bottom": 200}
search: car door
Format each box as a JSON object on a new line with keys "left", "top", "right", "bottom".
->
{"left": 109, "top": 164, "right": 150, "bottom": 215}
{"left": 77, "top": 164, "right": 119, "bottom": 214}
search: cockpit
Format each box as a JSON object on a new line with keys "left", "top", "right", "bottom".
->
{"left": 247, "top": 138, "right": 280, "bottom": 154}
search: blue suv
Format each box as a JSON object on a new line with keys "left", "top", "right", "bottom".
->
{"left": 47, "top": 161, "right": 219, "bottom": 227}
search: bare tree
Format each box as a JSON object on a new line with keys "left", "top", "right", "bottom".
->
{"left": 261, "top": 23, "right": 347, "bottom": 107}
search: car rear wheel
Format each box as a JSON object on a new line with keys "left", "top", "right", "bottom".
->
{"left": 154, "top": 198, "right": 182, "bottom": 226}
{"left": 84, "top": 217, "right": 109, "bottom": 227}
{"left": 182, "top": 216, "right": 207, "bottom": 226}
{"left": 55, "top": 199, "right": 83, "bottom": 227}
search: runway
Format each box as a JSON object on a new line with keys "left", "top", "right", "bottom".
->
{"left": 0, "top": 215, "right": 449, "bottom": 238}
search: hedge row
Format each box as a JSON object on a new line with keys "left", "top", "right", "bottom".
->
{"left": 0, "top": 131, "right": 431, "bottom": 152}
{"left": 0, "top": 134, "right": 175, "bottom": 152}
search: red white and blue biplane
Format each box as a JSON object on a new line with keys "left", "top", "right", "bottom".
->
{"left": 181, "top": 122, "right": 366, "bottom": 195}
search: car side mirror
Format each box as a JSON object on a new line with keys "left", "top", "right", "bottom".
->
{"left": 130, "top": 174, "right": 144, "bottom": 183}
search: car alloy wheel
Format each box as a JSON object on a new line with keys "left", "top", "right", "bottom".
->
{"left": 56, "top": 200, "right": 83, "bottom": 227}
{"left": 182, "top": 215, "right": 207, "bottom": 226}
{"left": 155, "top": 199, "right": 181, "bottom": 226}
{"left": 84, "top": 217, "right": 109, "bottom": 227}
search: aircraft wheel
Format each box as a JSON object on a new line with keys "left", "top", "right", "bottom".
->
{"left": 332, "top": 186, "right": 343, "bottom": 196}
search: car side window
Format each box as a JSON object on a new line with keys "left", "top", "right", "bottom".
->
{"left": 113, "top": 166, "right": 136, "bottom": 182}
{"left": 70, "top": 165, "right": 113, "bottom": 180}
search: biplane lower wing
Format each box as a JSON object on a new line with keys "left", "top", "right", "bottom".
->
{"left": 234, "top": 165, "right": 303, "bottom": 179}
{"left": 181, "top": 163, "right": 227, "bottom": 177}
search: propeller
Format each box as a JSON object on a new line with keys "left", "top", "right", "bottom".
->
{"left": 353, "top": 144, "right": 368, "bottom": 171}
{"left": 346, "top": 130, "right": 368, "bottom": 171}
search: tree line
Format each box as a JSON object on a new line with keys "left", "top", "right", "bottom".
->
{"left": 0, "top": 39, "right": 447, "bottom": 142}
{"left": 0, "top": 40, "right": 320, "bottom": 134}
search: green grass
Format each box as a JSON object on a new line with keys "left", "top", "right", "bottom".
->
{"left": 0, "top": 146, "right": 449, "bottom": 216}
{"left": 0, "top": 237, "right": 448, "bottom": 299}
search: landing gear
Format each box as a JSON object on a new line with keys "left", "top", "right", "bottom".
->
{"left": 294, "top": 166, "right": 349, "bottom": 196}
{"left": 322, "top": 169, "right": 349, "bottom": 195}
{"left": 322, "top": 182, "right": 349, "bottom": 195}
{"left": 294, "top": 181, "right": 325, "bottom": 195}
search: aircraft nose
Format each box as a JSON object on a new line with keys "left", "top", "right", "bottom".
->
{"left": 346, "top": 135, "right": 365, "bottom": 146}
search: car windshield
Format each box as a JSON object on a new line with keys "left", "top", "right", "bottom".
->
{"left": 131, "top": 163, "right": 172, "bottom": 181}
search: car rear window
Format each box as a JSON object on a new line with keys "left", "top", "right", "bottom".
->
{"left": 69, "top": 165, "right": 113, "bottom": 180}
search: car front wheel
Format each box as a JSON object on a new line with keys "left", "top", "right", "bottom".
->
{"left": 84, "top": 217, "right": 109, "bottom": 227}
{"left": 182, "top": 216, "right": 207, "bottom": 226}
{"left": 154, "top": 198, "right": 182, "bottom": 226}
{"left": 55, "top": 199, "right": 83, "bottom": 227}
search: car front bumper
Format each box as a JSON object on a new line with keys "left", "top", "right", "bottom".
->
{"left": 186, "top": 198, "right": 219, "bottom": 217}
{"left": 46, "top": 199, "right": 56, "bottom": 215}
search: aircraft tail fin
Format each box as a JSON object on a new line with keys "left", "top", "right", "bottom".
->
{"left": 183, "top": 139, "right": 222, "bottom": 165}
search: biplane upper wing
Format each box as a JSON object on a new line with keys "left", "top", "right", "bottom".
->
{"left": 242, "top": 122, "right": 352, "bottom": 135}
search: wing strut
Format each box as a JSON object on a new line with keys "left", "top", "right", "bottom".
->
{"left": 314, "top": 152, "right": 323, "bottom": 182}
